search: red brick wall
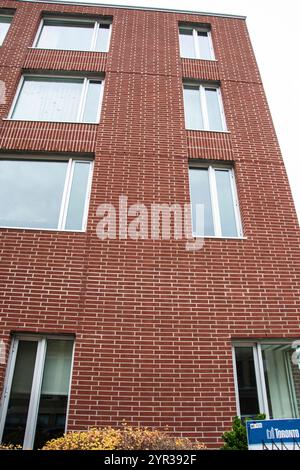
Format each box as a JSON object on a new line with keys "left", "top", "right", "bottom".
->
{"left": 0, "top": 0, "right": 299, "bottom": 448}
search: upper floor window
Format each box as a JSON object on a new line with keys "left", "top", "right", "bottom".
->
{"left": 33, "top": 16, "right": 111, "bottom": 52}
{"left": 9, "top": 75, "right": 103, "bottom": 123}
{"left": 0, "top": 156, "right": 93, "bottom": 231}
{"left": 189, "top": 164, "right": 242, "bottom": 238}
{"left": 0, "top": 14, "right": 12, "bottom": 45}
{"left": 233, "top": 341, "right": 300, "bottom": 420}
{"left": 179, "top": 24, "right": 214, "bottom": 60}
{"left": 183, "top": 82, "right": 226, "bottom": 132}
{"left": 0, "top": 335, "right": 74, "bottom": 449}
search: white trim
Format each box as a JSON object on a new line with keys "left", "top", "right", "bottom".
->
{"left": 229, "top": 168, "right": 243, "bottom": 237}
{"left": 232, "top": 345, "right": 241, "bottom": 416}
{"left": 95, "top": 78, "right": 105, "bottom": 123}
{"left": 179, "top": 26, "right": 215, "bottom": 61}
{"left": 0, "top": 338, "right": 19, "bottom": 442}
{"left": 90, "top": 20, "right": 99, "bottom": 51}
{"left": 0, "top": 335, "right": 75, "bottom": 449}
{"left": 77, "top": 77, "right": 89, "bottom": 123}
{"left": 32, "top": 16, "right": 112, "bottom": 52}
{"left": 8, "top": 74, "right": 103, "bottom": 124}
{"left": 232, "top": 341, "right": 300, "bottom": 419}
{"left": 32, "top": 18, "right": 44, "bottom": 48}
{"left": 105, "top": 23, "right": 112, "bottom": 53}
{"left": 254, "top": 344, "right": 269, "bottom": 418}
{"left": 81, "top": 160, "right": 94, "bottom": 231}
{"left": 57, "top": 158, "right": 74, "bottom": 230}
{"left": 207, "top": 31, "right": 215, "bottom": 61}
{"left": 0, "top": 156, "right": 94, "bottom": 232}
{"left": 7, "top": 75, "right": 24, "bottom": 120}
{"left": 23, "top": 339, "right": 47, "bottom": 449}
{"left": 183, "top": 82, "right": 227, "bottom": 132}
{"left": 216, "top": 86, "right": 227, "bottom": 132}
{"left": 64, "top": 340, "right": 76, "bottom": 433}
{"left": 208, "top": 165, "right": 222, "bottom": 236}
{"left": 189, "top": 164, "right": 242, "bottom": 238}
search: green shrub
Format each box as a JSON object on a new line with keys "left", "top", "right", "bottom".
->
{"left": 41, "top": 424, "right": 206, "bottom": 450}
{"left": 221, "top": 414, "right": 266, "bottom": 450}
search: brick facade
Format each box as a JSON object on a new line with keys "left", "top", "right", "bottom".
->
{"left": 0, "top": 0, "right": 299, "bottom": 448}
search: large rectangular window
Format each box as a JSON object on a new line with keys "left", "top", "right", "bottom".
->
{"left": 179, "top": 25, "right": 214, "bottom": 60}
{"left": 189, "top": 164, "right": 242, "bottom": 238}
{"left": 183, "top": 83, "right": 226, "bottom": 131}
{"left": 9, "top": 75, "right": 103, "bottom": 123}
{"left": 0, "top": 14, "right": 12, "bottom": 45}
{"left": 0, "top": 336, "right": 74, "bottom": 449}
{"left": 34, "top": 17, "right": 111, "bottom": 52}
{"left": 233, "top": 341, "right": 300, "bottom": 419}
{"left": 0, "top": 157, "right": 93, "bottom": 231}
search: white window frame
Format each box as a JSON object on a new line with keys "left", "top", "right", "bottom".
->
{"left": 183, "top": 82, "right": 227, "bottom": 132}
{"left": 8, "top": 74, "right": 104, "bottom": 124}
{"left": 0, "top": 155, "right": 94, "bottom": 232}
{"left": 32, "top": 16, "right": 112, "bottom": 52}
{"left": 0, "top": 334, "right": 75, "bottom": 450}
{"left": 232, "top": 340, "right": 300, "bottom": 419}
{"left": 0, "top": 13, "right": 13, "bottom": 46}
{"left": 179, "top": 25, "right": 215, "bottom": 61}
{"left": 189, "top": 163, "right": 243, "bottom": 238}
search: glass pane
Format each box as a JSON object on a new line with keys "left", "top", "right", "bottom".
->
{"left": 34, "top": 340, "right": 73, "bottom": 449}
{"left": 205, "top": 88, "right": 224, "bottom": 131}
{"left": 0, "top": 15, "right": 11, "bottom": 45}
{"left": 262, "top": 344, "right": 300, "bottom": 419}
{"left": 2, "top": 341, "right": 38, "bottom": 446}
{"left": 36, "top": 21, "right": 94, "bottom": 51}
{"left": 197, "top": 31, "right": 212, "bottom": 60}
{"left": 235, "top": 347, "right": 260, "bottom": 417}
{"left": 183, "top": 86, "right": 203, "bottom": 130}
{"left": 0, "top": 159, "right": 68, "bottom": 229}
{"left": 189, "top": 168, "right": 214, "bottom": 236}
{"left": 179, "top": 28, "right": 195, "bottom": 58}
{"left": 82, "top": 81, "right": 102, "bottom": 123}
{"left": 12, "top": 77, "right": 83, "bottom": 122}
{"left": 65, "top": 161, "right": 91, "bottom": 230}
{"left": 95, "top": 24, "right": 110, "bottom": 52}
{"left": 215, "top": 170, "right": 238, "bottom": 237}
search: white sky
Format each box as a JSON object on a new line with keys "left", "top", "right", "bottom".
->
{"left": 61, "top": 0, "right": 300, "bottom": 222}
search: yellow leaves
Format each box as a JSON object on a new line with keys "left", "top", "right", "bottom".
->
{"left": 41, "top": 424, "right": 206, "bottom": 450}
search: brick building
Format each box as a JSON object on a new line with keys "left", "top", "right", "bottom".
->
{"left": 0, "top": 0, "right": 299, "bottom": 449}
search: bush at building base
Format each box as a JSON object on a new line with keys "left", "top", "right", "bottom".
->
{"left": 221, "top": 414, "right": 266, "bottom": 450}
{"left": 41, "top": 424, "right": 206, "bottom": 450}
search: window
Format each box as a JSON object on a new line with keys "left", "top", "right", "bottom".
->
{"left": 0, "top": 335, "right": 74, "bottom": 449}
{"left": 0, "top": 157, "right": 93, "bottom": 231}
{"left": 189, "top": 164, "right": 242, "bottom": 238}
{"left": 233, "top": 342, "right": 300, "bottom": 419}
{"left": 9, "top": 75, "right": 103, "bottom": 123}
{"left": 34, "top": 17, "right": 111, "bottom": 52}
{"left": 179, "top": 25, "right": 214, "bottom": 60}
{"left": 183, "top": 83, "right": 226, "bottom": 131}
{"left": 0, "top": 14, "right": 12, "bottom": 45}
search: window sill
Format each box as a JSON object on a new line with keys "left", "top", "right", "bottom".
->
{"left": 0, "top": 226, "right": 87, "bottom": 233}
{"left": 192, "top": 235, "right": 247, "bottom": 240}
{"left": 181, "top": 57, "right": 217, "bottom": 62}
{"left": 186, "top": 128, "right": 230, "bottom": 134}
{"left": 27, "top": 46, "right": 108, "bottom": 53}
{"left": 2, "top": 118, "right": 100, "bottom": 125}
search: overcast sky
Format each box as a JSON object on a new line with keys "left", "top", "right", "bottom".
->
{"left": 61, "top": 0, "right": 300, "bottom": 222}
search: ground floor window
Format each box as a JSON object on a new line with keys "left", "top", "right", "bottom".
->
{"left": 233, "top": 341, "right": 300, "bottom": 419}
{"left": 0, "top": 335, "right": 74, "bottom": 449}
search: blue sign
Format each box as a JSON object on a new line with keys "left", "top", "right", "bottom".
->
{"left": 246, "top": 418, "right": 300, "bottom": 450}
